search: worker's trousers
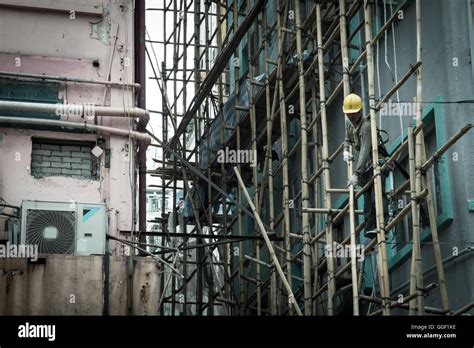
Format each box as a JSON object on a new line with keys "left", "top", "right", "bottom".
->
{"left": 359, "top": 169, "right": 389, "bottom": 232}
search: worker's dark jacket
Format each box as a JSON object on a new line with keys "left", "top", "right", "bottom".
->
{"left": 344, "top": 116, "right": 388, "bottom": 232}
{"left": 344, "top": 116, "right": 372, "bottom": 175}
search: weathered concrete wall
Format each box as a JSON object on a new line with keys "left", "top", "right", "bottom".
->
{"left": 0, "top": 255, "right": 162, "bottom": 315}
{"left": 0, "top": 0, "right": 137, "bottom": 245}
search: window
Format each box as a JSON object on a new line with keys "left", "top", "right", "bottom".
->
{"left": 149, "top": 197, "right": 160, "bottom": 213}
{"left": 387, "top": 96, "right": 453, "bottom": 269}
{"left": 147, "top": 195, "right": 170, "bottom": 213}
{"left": 31, "top": 138, "right": 99, "bottom": 180}
{"left": 425, "top": 126, "right": 445, "bottom": 218}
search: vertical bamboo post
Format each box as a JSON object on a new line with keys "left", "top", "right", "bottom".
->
{"left": 295, "top": 0, "right": 313, "bottom": 315}
{"left": 181, "top": 0, "right": 189, "bottom": 316}
{"left": 310, "top": 83, "right": 322, "bottom": 315}
{"left": 262, "top": 8, "right": 278, "bottom": 316}
{"left": 408, "top": 125, "right": 424, "bottom": 315}
{"left": 248, "top": 28, "right": 262, "bottom": 316}
{"left": 170, "top": 0, "right": 179, "bottom": 316}
{"left": 339, "top": 0, "right": 359, "bottom": 316}
{"left": 363, "top": 0, "right": 391, "bottom": 315}
{"left": 192, "top": 0, "right": 200, "bottom": 316}
{"left": 203, "top": 1, "right": 215, "bottom": 316}
{"left": 233, "top": 0, "right": 246, "bottom": 315}
{"left": 194, "top": 0, "right": 204, "bottom": 316}
{"left": 275, "top": 3, "right": 293, "bottom": 315}
{"left": 421, "top": 151, "right": 450, "bottom": 313}
{"left": 410, "top": 0, "right": 427, "bottom": 315}
{"left": 159, "top": 4, "right": 169, "bottom": 315}
{"left": 315, "top": 2, "right": 336, "bottom": 315}
{"left": 215, "top": 0, "right": 230, "bottom": 311}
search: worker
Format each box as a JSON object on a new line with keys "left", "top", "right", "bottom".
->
{"left": 342, "top": 93, "right": 388, "bottom": 239}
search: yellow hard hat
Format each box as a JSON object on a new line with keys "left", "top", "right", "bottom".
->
{"left": 342, "top": 93, "right": 362, "bottom": 114}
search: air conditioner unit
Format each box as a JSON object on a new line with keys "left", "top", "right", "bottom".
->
{"left": 20, "top": 200, "right": 106, "bottom": 256}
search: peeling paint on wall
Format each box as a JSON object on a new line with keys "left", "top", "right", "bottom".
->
{"left": 89, "top": 5, "right": 111, "bottom": 45}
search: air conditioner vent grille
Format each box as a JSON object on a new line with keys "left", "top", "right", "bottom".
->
{"left": 25, "top": 210, "right": 76, "bottom": 254}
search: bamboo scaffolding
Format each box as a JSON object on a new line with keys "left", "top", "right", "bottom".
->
{"left": 154, "top": 0, "right": 228, "bottom": 316}
{"left": 145, "top": 0, "right": 473, "bottom": 317}
{"left": 252, "top": 0, "right": 292, "bottom": 314}
{"left": 234, "top": 167, "right": 303, "bottom": 316}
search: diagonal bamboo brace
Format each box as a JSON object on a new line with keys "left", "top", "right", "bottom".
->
{"left": 233, "top": 166, "right": 303, "bottom": 316}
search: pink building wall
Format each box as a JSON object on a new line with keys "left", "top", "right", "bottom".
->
{"left": 0, "top": 0, "right": 141, "bottom": 253}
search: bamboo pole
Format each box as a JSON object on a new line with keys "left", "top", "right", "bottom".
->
{"left": 215, "top": 0, "right": 231, "bottom": 314}
{"left": 262, "top": 8, "right": 277, "bottom": 316}
{"left": 231, "top": 0, "right": 246, "bottom": 315}
{"left": 363, "top": 0, "right": 391, "bottom": 315}
{"left": 310, "top": 82, "right": 322, "bottom": 315}
{"left": 316, "top": 3, "right": 336, "bottom": 315}
{"left": 203, "top": 1, "right": 215, "bottom": 316}
{"left": 276, "top": 1, "right": 294, "bottom": 315}
{"left": 409, "top": 0, "right": 426, "bottom": 316}
{"left": 171, "top": 0, "right": 180, "bottom": 316}
{"left": 347, "top": 157, "right": 359, "bottom": 314}
{"left": 421, "top": 149, "right": 451, "bottom": 313}
{"left": 408, "top": 126, "right": 425, "bottom": 315}
{"left": 181, "top": 0, "right": 189, "bottom": 316}
{"left": 159, "top": 3, "right": 170, "bottom": 315}
{"left": 193, "top": 1, "right": 203, "bottom": 316}
{"left": 233, "top": 167, "right": 303, "bottom": 316}
{"left": 303, "top": 208, "right": 364, "bottom": 214}
{"left": 247, "top": 10, "right": 262, "bottom": 315}
{"left": 453, "top": 302, "right": 474, "bottom": 315}
{"left": 295, "top": 0, "right": 312, "bottom": 315}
